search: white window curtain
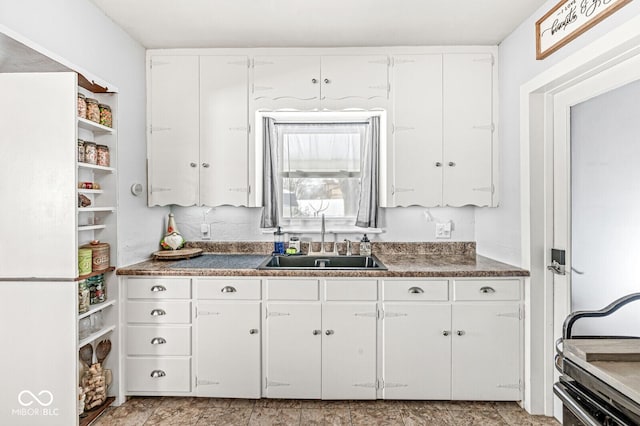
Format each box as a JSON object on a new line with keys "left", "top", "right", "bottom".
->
{"left": 260, "top": 117, "right": 280, "bottom": 228}
{"left": 356, "top": 116, "right": 380, "bottom": 228}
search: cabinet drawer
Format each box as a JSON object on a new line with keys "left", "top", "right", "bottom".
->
{"left": 383, "top": 280, "right": 449, "bottom": 301}
{"left": 126, "top": 357, "right": 191, "bottom": 392}
{"left": 198, "top": 279, "right": 261, "bottom": 300}
{"left": 126, "top": 301, "right": 192, "bottom": 324}
{"left": 266, "top": 279, "right": 319, "bottom": 300}
{"left": 453, "top": 280, "right": 521, "bottom": 301}
{"left": 127, "top": 278, "right": 191, "bottom": 299}
{"left": 126, "top": 325, "right": 191, "bottom": 356}
{"left": 325, "top": 279, "right": 377, "bottom": 301}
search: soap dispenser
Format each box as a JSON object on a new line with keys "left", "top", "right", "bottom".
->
{"left": 360, "top": 234, "right": 371, "bottom": 256}
{"left": 274, "top": 226, "right": 285, "bottom": 254}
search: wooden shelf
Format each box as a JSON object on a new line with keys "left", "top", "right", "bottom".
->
{"left": 79, "top": 396, "right": 115, "bottom": 426}
{"left": 77, "top": 117, "right": 114, "bottom": 134}
{"left": 78, "top": 224, "right": 107, "bottom": 232}
{"left": 78, "top": 325, "right": 115, "bottom": 348}
{"left": 78, "top": 299, "right": 116, "bottom": 320}
{"left": 77, "top": 162, "right": 115, "bottom": 173}
{"left": 77, "top": 267, "right": 116, "bottom": 281}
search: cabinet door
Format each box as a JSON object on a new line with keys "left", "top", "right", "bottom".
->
{"left": 196, "top": 301, "right": 261, "bottom": 398}
{"left": 148, "top": 55, "right": 200, "bottom": 206}
{"left": 451, "top": 304, "right": 521, "bottom": 400}
{"left": 382, "top": 303, "right": 451, "bottom": 399}
{"left": 322, "top": 303, "right": 377, "bottom": 399}
{"left": 200, "top": 56, "right": 250, "bottom": 206}
{"left": 253, "top": 56, "right": 320, "bottom": 102}
{"left": 443, "top": 53, "right": 494, "bottom": 207}
{"left": 321, "top": 55, "right": 388, "bottom": 108}
{"left": 264, "top": 303, "right": 321, "bottom": 398}
{"left": 391, "top": 55, "right": 443, "bottom": 207}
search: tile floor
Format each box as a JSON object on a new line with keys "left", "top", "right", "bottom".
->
{"left": 93, "top": 397, "right": 560, "bottom": 425}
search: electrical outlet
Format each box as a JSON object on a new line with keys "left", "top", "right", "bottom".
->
{"left": 435, "top": 222, "right": 451, "bottom": 239}
{"left": 200, "top": 223, "right": 211, "bottom": 240}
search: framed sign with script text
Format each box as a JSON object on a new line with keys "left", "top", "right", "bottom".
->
{"left": 536, "top": 0, "right": 632, "bottom": 59}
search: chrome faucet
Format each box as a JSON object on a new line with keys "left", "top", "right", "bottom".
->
{"left": 344, "top": 239, "right": 352, "bottom": 256}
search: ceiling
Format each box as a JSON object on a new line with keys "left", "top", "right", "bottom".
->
{"left": 90, "top": 0, "right": 547, "bottom": 49}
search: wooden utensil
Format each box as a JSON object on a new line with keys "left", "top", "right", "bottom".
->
{"left": 96, "top": 339, "right": 111, "bottom": 365}
{"left": 79, "top": 343, "right": 93, "bottom": 367}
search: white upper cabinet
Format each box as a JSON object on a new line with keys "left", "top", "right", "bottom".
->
{"left": 443, "top": 53, "right": 495, "bottom": 207}
{"left": 252, "top": 55, "right": 388, "bottom": 109}
{"left": 200, "top": 56, "right": 250, "bottom": 206}
{"left": 148, "top": 55, "right": 199, "bottom": 206}
{"left": 148, "top": 55, "right": 250, "bottom": 207}
{"left": 390, "top": 55, "right": 444, "bottom": 207}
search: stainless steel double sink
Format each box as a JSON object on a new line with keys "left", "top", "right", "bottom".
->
{"left": 257, "top": 254, "right": 387, "bottom": 270}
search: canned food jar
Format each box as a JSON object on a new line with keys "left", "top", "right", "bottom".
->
{"left": 78, "top": 248, "right": 92, "bottom": 275}
{"left": 80, "top": 240, "right": 110, "bottom": 271}
{"left": 77, "top": 139, "right": 85, "bottom": 163}
{"left": 84, "top": 142, "right": 97, "bottom": 165}
{"left": 87, "top": 274, "right": 106, "bottom": 304}
{"left": 96, "top": 145, "right": 110, "bottom": 167}
{"left": 86, "top": 98, "right": 100, "bottom": 123}
{"left": 78, "top": 280, "right": 90, "bottom": 314}
{"left": 98, "top": 104, "right": 112, "bottom": 128}
{"left": 77, "top": 93, "right": 87, "bottom": 119}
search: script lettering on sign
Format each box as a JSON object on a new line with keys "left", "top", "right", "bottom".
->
{"left": 535, "top": 0, "right": 632, "bottom": 59}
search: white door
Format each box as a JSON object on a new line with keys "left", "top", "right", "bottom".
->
{"left": 382, "top": 303, "right": 451, "bottom": 399}
{"left": 321, "top": 303, "right": 377, "bottom": 399}
{"left": 252, "top": 56, "right": 320, "bottom": 102}
{"left": 320, "top": 55, "right": 388, "bottom": 109}
{"left": 264, "top": 303, "right": 321, "bottom": 398}
{"left": 391, "top": 55, "right": 443, "bottom": 207}
{"left": 442, "top": 53, "right": 494, "bottom": 207}
{"left": 148, "top": 55, "right": 199, "bottom": 206}
{"left": 200, "top": 56, "right": 250, "bottom": 206}
{"left": 196, "top": 301, "right": 261, "bottom": 398}
{"left": 451, "top": 304, "right": 521, "bottom": 400}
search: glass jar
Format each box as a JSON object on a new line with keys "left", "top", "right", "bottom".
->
{"left": 98, "top": 104, "right": 112, "bottom": 128}
{"left": 78, "top": 317, "right": 91, "bottom": 339}
{"left": 77, "top": 93, "right": 87, "bottom": 119}
{"left": 77, "top": 139, "right": 85, "bottom": 163}
{"left": 85, "top": 98, "right": 100, "bottom": 123}
{"left": 78, "top": 280, "right": 90, "bottom": 314}
{"left": 87, "top": 274, "right": 106, "bottom": 304}
{"left": 81, "top": 365, "right": 107, "bottom": 410}
{"left": 84, "top": 142, "right": 97, "bottom": 165}
{"left": 90, "top": 311, "right": 103, "bottom": 333}
{"left": 96, "top": 145, "right": 110, "bottom": 167}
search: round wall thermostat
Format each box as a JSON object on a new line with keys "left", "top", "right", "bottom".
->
{"left": 130, "top": 183, "right": 144, "bottom": 196}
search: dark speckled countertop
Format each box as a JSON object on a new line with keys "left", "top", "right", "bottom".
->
{"left": 117, "top": 242, "right": 529, "bottom": 278}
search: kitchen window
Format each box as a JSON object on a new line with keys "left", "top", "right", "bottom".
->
{"left": 258, "top": 112, "right": 382, "bottom": 230}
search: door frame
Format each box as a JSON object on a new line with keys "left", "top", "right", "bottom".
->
{"left": 520, "top": 14, "right": 640, "bottom": 416}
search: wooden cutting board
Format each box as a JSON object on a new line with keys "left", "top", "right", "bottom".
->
{"left": 152, "top": 248, "right": 203, "bottom": 260}
{"left": 565, "top": 339, "right": 640, "bottom": 362}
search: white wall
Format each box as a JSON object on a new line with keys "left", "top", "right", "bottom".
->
{"left": 476, "top": 0, "right": 640, "bottom": 266}
{"left": 0, "top": 0, "right": 167, "bottom": 266}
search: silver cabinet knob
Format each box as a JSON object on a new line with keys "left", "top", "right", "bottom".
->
{"left": 221, "top": 286, "right": 237, "bottom": 293}
{"left": 202, "top": 163, "right": 210, "bottom": 168}
{"left": 151, "top": 337, "right": 167, "bottom": 345}
{"left": 456, "top": 330, "right": 465, "bottom": 336}
{"left": 448, "top": 161, "right": 456, "bottom": 167}
{"left": 480, "top": 286, "right": 496, "bottom": 294}
{"left": 150, "top": 309, "right": 166, "bottom": 316}
{"left": 435, "top": 162, "right": 442, "bottom": 167}
{"left": 325, "top": 330, "right": 334, "bottom": 336}
{"left": 408, "top": 287, "right": 424, "bottom": 294}
{"left": 150, "top": 370, "right": 166, "bottom": 378}
{"left": 311, "top": 78, "right": 318, "bottom": 84}
{"left": 249, "top": 329, "right": 259, "bottom": 335}
{"left": 324, "top": 78, "right": 330, "bottom": 84}
{"left": 312, "top": 330, "right": 321, "bottom": 335}
{"left": 151, "top": 285, "right": 167, "bottom": 292}
{"left": 190, "top": 162, "right": 197, "bottom": 168}
{"left": 442, "top": 330, "right": 450, "bottom": 336}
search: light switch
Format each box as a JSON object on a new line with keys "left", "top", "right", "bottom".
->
{"left": 200, "top": 223, "right": 211, "bottom": 239}
{"left": 436, "top": 222, "right": 452, "bottom": 239}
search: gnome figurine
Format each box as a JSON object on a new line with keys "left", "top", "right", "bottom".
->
{"left": 160, "top": 213, "right": 185, "bottom": 250}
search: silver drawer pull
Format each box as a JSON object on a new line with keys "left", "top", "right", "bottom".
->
{"left": 151, "top": 337, "right": 167, "bottom": 345}
{"left": 479, "top": 286, "right": 496, "bottom": 294}
{"left": 325, "top": 330, "right": 334, "bottom": 336}
{"left": 249, "top": 329, "right": 259, "bottom": 335}
{"left": 408, "top": 287, "right": 424, "bottom": 294}
{"left": 456, "top": 330, "right": 465, "bottom": 336}
{"left": 150, "top": 309, "right": 166, "bottom": 316}
{"left": 151, "top": 285, "right": 167, "bottom": 292}
{"left": 221, "top": 286, "right": 237, "bottom": 293}
{"left": 442, "top": 330, "right": 450, "bottom": 336}
{"left": 312, "top": 330, "right": 321, "bottom": 335}
{"left": 150, "top": 370, "right": 166, "bottom": 378}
